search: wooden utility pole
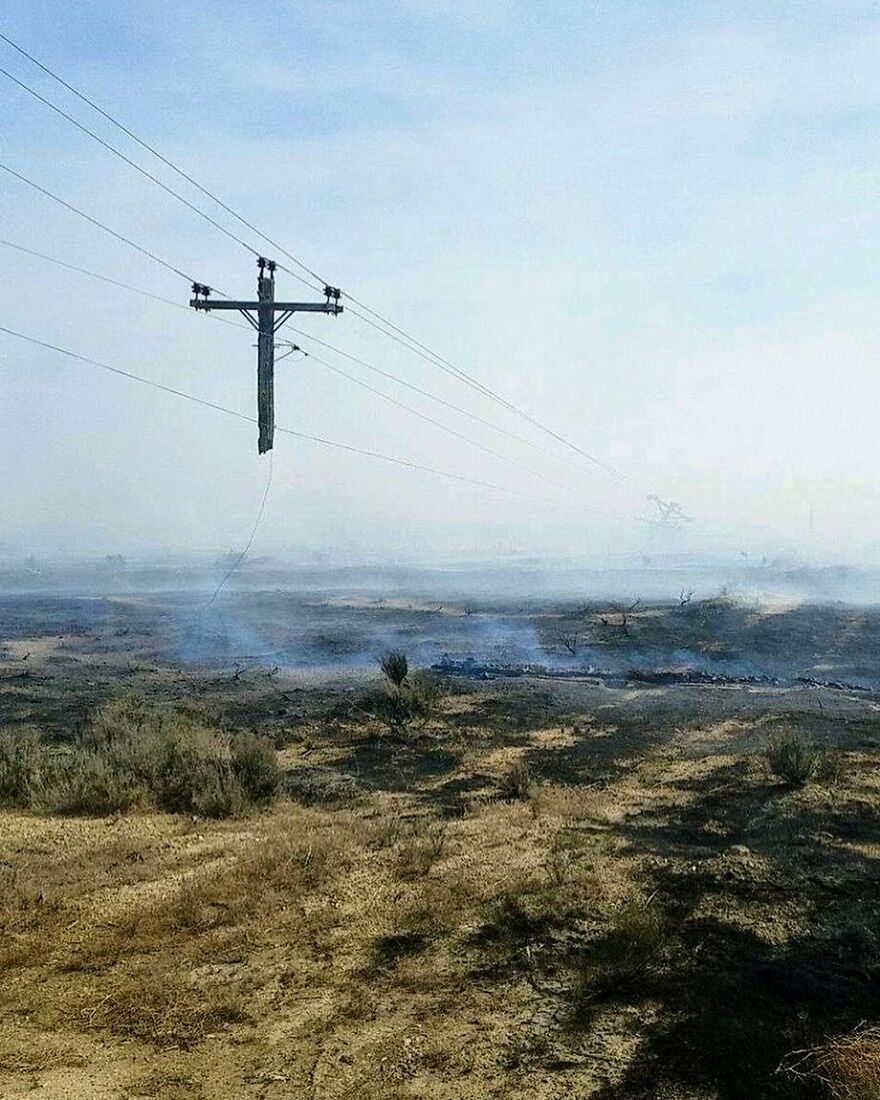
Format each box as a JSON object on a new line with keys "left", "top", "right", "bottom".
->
{"left": 190, "top": 258, "right": 342, "bottom": 453}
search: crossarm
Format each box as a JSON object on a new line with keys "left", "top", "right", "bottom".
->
{"left": 190, "top": 299, "right": 342, "bottom": 313}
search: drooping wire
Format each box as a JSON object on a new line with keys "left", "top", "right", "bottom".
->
{"left": 205, "top": 450, "right": 274, "bottom": 607}
{"left": 284, "top": 323, "right": 609, "bottom": 464}
{"left": 301, "top": 348, "right": 578, "bottom": 494}
{"left": 0, "top": 324, "right": 591, "bottom": 510}
{"left": 333, "top": 297, "right": 636, "bottom": 487}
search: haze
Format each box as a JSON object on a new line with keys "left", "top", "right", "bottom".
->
{"left": 2, "top": 1, "right": 879, "bottom": 567}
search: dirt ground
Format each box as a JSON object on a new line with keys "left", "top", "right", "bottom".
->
{"left": 1, "top": 593, "right": 880, "bottom": 1099}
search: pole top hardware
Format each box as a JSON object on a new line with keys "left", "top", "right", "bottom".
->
{"left": 190, "top": 261, "right": 342, "bottom": 452}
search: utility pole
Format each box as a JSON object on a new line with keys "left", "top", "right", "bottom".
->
{"left": 190, "top": 258, "right": 342, "bottom": 453}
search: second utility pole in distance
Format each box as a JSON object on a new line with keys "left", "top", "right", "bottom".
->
{"left": 190, "top": 258, "right": 343, "bottom": 453}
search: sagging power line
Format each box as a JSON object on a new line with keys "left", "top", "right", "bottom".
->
{"left": 0, "top": 237, "right": 595, "bottom": 495}
{"left": 0, "top": 324, "right": 600, "bottom": 512}
{"left": 0, "top": 30, "right": 642, "bottom": 495}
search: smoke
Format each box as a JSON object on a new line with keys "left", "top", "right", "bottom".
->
{"left": 169, "top": 597, "right": 548, "bottom": 672}
{"left": 5, "top": 559, "right": 880, "bottom": 691}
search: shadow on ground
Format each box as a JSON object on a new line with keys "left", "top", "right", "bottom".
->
{"left": 586, "top": 759, "right": 880, "bottom": 1099}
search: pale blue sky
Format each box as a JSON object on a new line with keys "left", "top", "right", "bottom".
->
{"left": 2, "top": 2, "right": 880, "bottom": 562}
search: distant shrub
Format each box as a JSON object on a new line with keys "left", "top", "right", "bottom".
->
{"left": 816, "top": 748, "right": 846, "bottom": 785}
{"left": 380, "top": 650, "right": 409, "bottom": 688}
{"left": 764, "top": 729, "right": 825, "bottom": 787}
{"left": 370, "top": 664, "right": 439, "bottom": 735}
{"left": 0, "top": 728, "right": 45, "bottom": 806}
{"left": 498, "top": 759, "right": 533, "bottom": 802}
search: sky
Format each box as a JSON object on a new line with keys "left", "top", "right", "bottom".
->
{"left": 2, "top": 1, "right": 880, "bottom": 565}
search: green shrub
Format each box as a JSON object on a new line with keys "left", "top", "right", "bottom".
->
{"left": 764, "top": 729, "right": 824, "bottom": 786}
{"left": 483, "top": 892, "right": 537, "bottom": 940}
{"left": 187, "top": 763, "right": 245, "bottom": 820}
{"left": 0, "top": 698, "right": 281, "bottom": 819}
{"left": 0, "top": 727, "right": 45, "bottom": 805}
{"left": 572, "top": 898, "right": 668, "bottom": 1018}
{"left": 231, "top": 731, "right": 281, "bottom": 804}
{"left": 49, "top": 751, "right": 148, "bottom": 815}
{"left": 373, "top": 671, "right": 439, "bottom": 734}
{"left": 156, "top": 722, "right": 239, "bottom": 817}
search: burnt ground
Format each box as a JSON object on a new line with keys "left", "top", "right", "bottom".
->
{"left": 1, "top": 592, "right": 879, "bottom": 1098}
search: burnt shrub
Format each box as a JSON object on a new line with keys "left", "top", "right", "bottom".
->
{"left": 379, "top": 650, "right": 409, "bottom": 688}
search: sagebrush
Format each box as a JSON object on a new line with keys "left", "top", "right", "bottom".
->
{"left": 0, "top": 696, "right": 280, "bottom": 817}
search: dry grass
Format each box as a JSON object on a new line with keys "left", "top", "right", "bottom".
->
{"left": 784, "top": 1025, "right": 880, "bottom": 1098}
{"left": 394, "top": 818, "right": 448, "bottom": 881}
{"left": 528, "top": 782, "right": 604, "bottom": 822}
{"left": 74, "top": 964, "right": 251, "bottom": 1048}
{"left": 3, "top": 654, "right": 880, "bottom": 1098}
{"left": 0, "top": 1037, "right": 88, "bottom": 1074}
{"left": 498, "top": 758, "right": 533, "bottom": 801}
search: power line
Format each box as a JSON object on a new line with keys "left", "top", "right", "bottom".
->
{"left": 301, "top": 349, "right": 578, "bottom": 494}
{"left": 0, "top": 235, "right": 598, "bottom": 477}
{"left": 0, "top": 30, "right": 640, "bottom": 493}
{"left": 0, "top": 29, "right": 328, "bottom": 290}
{"left": 334, "top": 297, "right": 634, "bottom": 487}
{"left": 284, "top": 324, "right": 600, "bottom": 466}
{"left": 0, "top": 237, "right": 597, "bottom": 493}
{"left": 2, "top": 96, "right": 595, "bottom": 485}
{"left": 0, "top": 63, "right": 325, "bottom": 296}
{"left": 1, "top": 237, "right": 193, "bottom": 312}
{"left": 0, "top": 161, "right": 197, "bottom": 285}
{"left": 0, "top": 324, "right": 581, "bottom": 509}
{"left": 0, "top": 64, "right": 272, "bottom": 272}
